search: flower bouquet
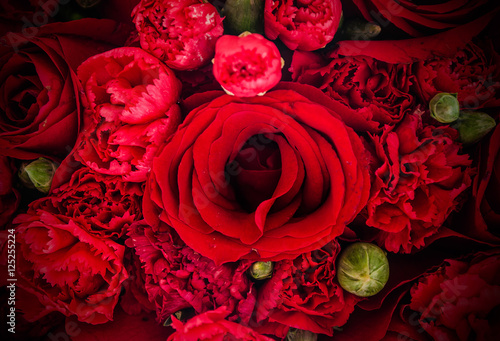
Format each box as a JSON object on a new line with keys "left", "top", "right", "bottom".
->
{"left": 1, "top": 0, "right": 499, "bottom": 340}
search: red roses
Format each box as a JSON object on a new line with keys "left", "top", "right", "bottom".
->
{"left": 144, "top": 83, "right": 370, "bottom": 263}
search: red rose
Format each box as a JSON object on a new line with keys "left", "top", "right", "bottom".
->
{"left": 0, "top": 156, "right": 19, "bottom": 227}
{"left": 167, "top": 306, "right": 274, "bottom": 341}
{"left": 291, "top": 50, "right": 416, "bottom": 133}
{"left": 132, "top": 0, "right": 224, "bottom": 70}
{"left": 348, "top": 0, "right": 497, "bottom": 37}
{"left": 413, "top": 42, "right": 500, "bottom": 110}
{"left": 212, "top": 33, "right": 283, "bottom": 97}
{"left": 364, "top": 110, "right": 473, "bottom": 253}
{"left": 0, "top": 19, "right": 129, "bottom": 160}
{"left": 256, "top": 241, "right": 359, "bottom": 336}
{"left": 14, "top": 209, "right": 129, "bottom": 324}
{"left": 75, "top": 47, "right": 182, "bottom": 182}
{"left": 404, "top": 250, "right": 500, "bottom": 341}
{"left": 28, "top": 167, "right": 143, "bottom": 240}
{"left": 264, "top": 0, "right": 342, "bottom": 51}
{"left": 144, "top": 83, "right": 370, "bottom": 263}
{"left": 126, "top": 221, "right": 257, "bottom": 324}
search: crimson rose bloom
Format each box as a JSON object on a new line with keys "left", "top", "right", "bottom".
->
{"left": 132, "top": 0, "right": 224, "bottom": 70}
{"left": 127, "top": 221, "right": 257, "bottom": 324}
{"left": 75, "top": 47, "right": 181, "bottom": 182}
{"left": 291, "top": 50, "right": 415, "bottom": 133}
{"left": 365, "top": 110, "right": 473, "bottom": 253}
{"left": 13, "top": 209, "right": 129, "bottom": 324}
{"left": 0, "top": 156, "right": 19, "bottom": 227}
{"left": 167, "top": 306, "right": 274, "bottom": 341}
{"left": 0, "top": 19, "right": 129, "bottom": 160}
{"left": 405, "top": 250, "right": 500, "bottom": 341}
{"left": 28, "top": 167, "right": 143, "bottom": 240}
{"left": 413, "top": 42, "right": 500, "bottom": 110}
{"left": 213, "top": 33, "right": 282, "bottom": 97}
{"left": 348, "top": 0, "right": 497, "bottom": 37}
{"left": 256, "top": 241, "right": 359, "bottom": 336}
{"left": 264, "top": 0, "right": 342, "bottom": 51}
{"left": 144, "top": 83, "right": 370, "bottom": 263}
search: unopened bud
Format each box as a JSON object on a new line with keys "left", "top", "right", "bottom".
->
{"left": 337, "top": 242, "right": 389, "bottom": 297}
{"left": 453, "top": 110, "right": 496, "bottom": 146}
{"left": 286, "top": 328, "right": 317, "bottom": 341}
{"left": 248, "top": 261, "right": 273, "bottom": 280}
{"left": 337, "top": 17, "right": 381, "bottom": 40}
{"left": 223, "top": 0, "right": 264, "bottom": 35}
{"left": 18, "top": 157, "right": 58, "bottom": 193}
{"left": 429, "top": 92, "right": 460, "bottom": 123}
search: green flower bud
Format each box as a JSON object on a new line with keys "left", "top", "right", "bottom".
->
{"left": 286, "top": 328, "right": 317, "bottom": 341}
{"left": 429, "top": 92, "right": 460, "bottom": 123}
{"left": 337, "top": 17, "right": 381, "bottom": 41}
{"left": 18, "top": 157, "right": 58, "bottom": 193}
{"left": 248, "top": 261, "right": 273, "bottom": 280}
{"left": 337, "top": 242, "right": 389, "bottom": 297}
{"left": 223, "top": 0, "right": 264, "bottom": 35}
{"left": 453, "top": 110, "right": 496, "bottom": 146}
{"left": 163, "top": 309, "right": 195, "bottom": 327}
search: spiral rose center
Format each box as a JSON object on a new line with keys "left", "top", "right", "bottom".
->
{"left": 227, "top": 135, "right": 282, "bottom": 212}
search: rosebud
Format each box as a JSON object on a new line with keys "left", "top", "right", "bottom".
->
{"left": 248, "top": 261, "right": 273, "bottom": 280}
{"left": 286, "top": 328, "right": 317, "bottom": 341}
{"left": 453, "top": 110, "right": 496, "bottom": 146}
{"left": 18, "top": 157, "right": 58, "bottom": 193}
{"left": 429, "top": 92, "right": 460, "bottom": 123}
{"left": 337, "top": 17, "right": 381, "bottom": 41}
{"left": 223, "top": 0, "right": 264, "bottom": 35}
{"left": 336, "top": 242, "right": 389, "bottom": 297}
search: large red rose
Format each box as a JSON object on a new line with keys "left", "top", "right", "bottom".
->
{"left": 347, "top": 0, "right": 498, "bottom": 37}
{"left": 144, "top": 83, "right": 370, "bottom": 264}
{"left": 256, "top": 240, "right": 359, "bottom": 336}
{"left": 126, "top": 221, "right": 257, "bottom": 325}
{"left": 364, "top": 110, "right": 473, "bottom": 253}
{"left": 264, "top": 0, "right": 342, "bottom": 51}
{"left": 75, "top": 47, "right": 182, "bottom": 182}
{"left": 291, "top": 50, "right": 416, "bottom": 133}
{"left": 132, "top": 0, "right": 224, "bottom": 70}
{"left": 0, "top": 19, "right": 129, "bottom": 161}
{"left": 13, "top": 209, "right": 129, "bottom": 324}
{"left": 27, "top": 167, "right": 143, "bottom": 240}
{"left": 167, "top": 306, "right": 274, "bottom": 341}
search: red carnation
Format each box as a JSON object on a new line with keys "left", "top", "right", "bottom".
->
{"left": 365, "top": 110, "right": 473, "bottom": 253}
{"left": 132, "top": 0, "right": 224, "bottom": 70}
{"left": 264, "top": 0, "right": 342, "bottom": 51}
{"left": 256, "top": 241, "right": 359, "bottom": 336}
{"left": 213, "top": 33, "right": 282, "bottom": 97}
{"left": 126, "top": 221, "right": 257, "bottom": 325}
{"left": 168, "top": 306, "right": 274, "bottom": 341}
{"left": 76, "top": 47, "right": 182, "bottom": 182}
{"left": 27, "top": 167, "right": 143, "bottom": 240}
{"left": 13, "top": 211, "right": 128, "bottom": 324}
